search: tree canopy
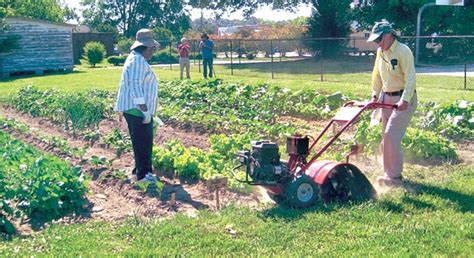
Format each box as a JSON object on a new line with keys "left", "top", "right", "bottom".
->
{"left": 81, "top": 0, "right": 191, "bottom": 39}
{"left": 0, "top": 0, "right": 73, "bottom": 23}
{"left": 354, "top": 0, "right": 474, "bottom": 36}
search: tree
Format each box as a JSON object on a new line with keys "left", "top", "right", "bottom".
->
{"left": 81, "top": 0, "right": 191, "bottom": 39}
{"left": 353, "top": 0, "right": 474, "bottom": 36}
{"left": 153, "top": 28, "right": 176, "bottom": 47}
{"left": 353, "top": 1, "right": 474, "bottom": 62}
{"left": 187, "top": 0, "right": 311, "bottom": 18}
{"left": 305, "top": 0, "right": 352, "bottom": 58}
{"left": 1, "top": 0, "right": 73, "bottom": 23}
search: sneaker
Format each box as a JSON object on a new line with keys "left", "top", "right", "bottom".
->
{"left": 376, "top": 175, "right": 403, "bottom": 187}
{"left": 138, "top": 173, "right": 157, "bottom": 184}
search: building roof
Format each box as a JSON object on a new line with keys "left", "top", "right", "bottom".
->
{"left": 5, "top": 16, "right": 75, "bottom": 28}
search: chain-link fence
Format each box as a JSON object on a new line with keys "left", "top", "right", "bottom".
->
{"left": 154, "top": 36, "right": 473, "bottom": 90}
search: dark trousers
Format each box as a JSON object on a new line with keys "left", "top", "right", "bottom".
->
{"left": 203, "top": 58, "right": 213, "bottom": 78}
{"left": 123, "top": 113, "right": 153, "bottom": 180}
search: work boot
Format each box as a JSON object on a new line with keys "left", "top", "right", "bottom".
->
{"left": 376, "top": 175, "right": 403, "bottom": 187}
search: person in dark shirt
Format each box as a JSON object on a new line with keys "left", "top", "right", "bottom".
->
{"left": 199, "top": 34, "right": 214, "bottom": 79}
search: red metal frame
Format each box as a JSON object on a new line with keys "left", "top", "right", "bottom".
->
{"left": 287, "top": 101, "right": 397, "bottom": 173}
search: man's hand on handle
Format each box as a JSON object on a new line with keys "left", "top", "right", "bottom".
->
{"left": 395, "top": 100, "right": 409, "bottom": 111}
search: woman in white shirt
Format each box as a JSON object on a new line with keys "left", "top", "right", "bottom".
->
{"left": 115, "top": 29, "right": 159, "bottom": 182}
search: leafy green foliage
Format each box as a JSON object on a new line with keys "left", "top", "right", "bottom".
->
{"left": 61, "top": 93, "right": 107, "bottom": 136}
{"left": 152, "top": 134, "right": 254, "bottom": 188}
{"left": 403, "top": 128, "right": 457, "bottom": 161}
{"left": 2, "top": 0, "right": 71, "bottom": 23}
{"left": 305, "top": 0, "right": 352, "bottom": 57}
{"left": 117, "top": 38, "right": 133, "bottom": 54}
{"left": 150, "top": 48, "right": 179, "bottom": 64}
{"left": 353, "top": 103, "right": 462, "bottom": 161}
{"left": 159, "top": 80, "right": 346, "bottom": 139}
{"left": 413, "top": 100, "right": 473, "bottom": 141}
{"left": 89, "top": 155, "right": 112, "bottom": 168}
{"left": 81, "top": 0, "right": 190, "bottom": 38}
{"left": 83, "top": 41, "right": 106, "bottom": 68}
{"left": 103, "top": 128, "right": 132, "bottom": 158}
{"left": 107, "top": 55, "right": 127, "bottom": 66}
{"left": 0, "top": 131, "right": 87, "bottom": 234}
{"left": 152, "top": 27, "right": 176, "bottom": 47}
{"left": 8, "top": 86, "right": 112, "bottom": 136}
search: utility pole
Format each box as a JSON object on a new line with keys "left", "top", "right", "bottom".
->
{"left": 415, "top": 3, "right": 436, "bottom": 66}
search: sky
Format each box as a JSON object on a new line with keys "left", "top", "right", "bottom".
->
{"left": 63, "top": 0, "right": 312, "bottom": 22}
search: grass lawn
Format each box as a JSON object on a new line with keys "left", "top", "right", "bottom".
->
{"left": 1, "top": 164, "right": 472, "bottom": 256}
{"left": 0, "top": 58, "right": 472, "bottom": 104}
{"left": 0, "top": 58, "right": 472, "bottom": 255}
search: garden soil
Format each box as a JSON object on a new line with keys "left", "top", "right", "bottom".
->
{"left": 0, "top": 106, "right": 265, "bottom": 235}
{"left": 1, "top": 105, "right": 472, "bottom": 235}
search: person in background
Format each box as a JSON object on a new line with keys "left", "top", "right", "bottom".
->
{"left": 115, "top": 29, "right": 159, "bottom": 183}
{"left": 199, "top": 33, "right": 214, "bottom": 79}
{"left": 177, "top": 37, "right": 191, "bottom": 79}
{"left": 367, "top": 21, "right": 417, "bottom": 187}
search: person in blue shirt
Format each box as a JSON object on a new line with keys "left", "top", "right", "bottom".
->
{"left": 199, "top": 33, "right": 214, "bottom": 79}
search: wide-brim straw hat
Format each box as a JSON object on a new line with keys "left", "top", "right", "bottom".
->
{"left": 130, "top": 29, "right": 159, "bottom": 50}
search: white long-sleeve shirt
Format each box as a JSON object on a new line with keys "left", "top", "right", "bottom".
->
{"left": 115, "top": 50, "right": 159, "bottom": 114}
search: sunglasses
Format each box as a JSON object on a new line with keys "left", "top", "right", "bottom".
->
{"left": 373, "top": 34, "right": 384, "bottom": 44}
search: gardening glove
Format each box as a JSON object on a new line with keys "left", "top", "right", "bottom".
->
{"left": 154, "top": 116, "right": 165, "bottom": 126}
{"left": 142, "top": 111, "right": 152, "bottom": 124}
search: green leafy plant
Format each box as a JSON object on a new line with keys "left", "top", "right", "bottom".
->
{"left": 107, "top": 55, "right": 127, "bottom": 66}
{"left": 103, "top": 129, "right": 132, "bottom": 158}
{"left": 0, "top": 131, "right": 87, "bottom": 234}
{"left": 89, "top": 155, "right": 112, "bottom": 168}
{"left": 83, "top": 41, "right": 106, "bottom": 67}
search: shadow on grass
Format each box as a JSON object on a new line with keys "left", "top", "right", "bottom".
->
{"left": 220, "top": 57, "right": 373, "bottom": 76}
{"left": 0, "top": 70, "right": 86, "bottom": 83}
{"left": 260, "top": 200, "right": 362, "bottom": 221}
{"left": 260, "top": 179, "right": 473, "bottom": 221}
{"left": 380, "top": 180, "right": 473, "bottom": 213}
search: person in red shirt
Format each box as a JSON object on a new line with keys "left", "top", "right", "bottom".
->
{"left": 177, "top": 37, "right": 191, "bottom": 79}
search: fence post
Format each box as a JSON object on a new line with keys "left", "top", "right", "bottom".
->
{"left": 238, "top": 39, "right": 241, "bottom": 64}
{"left": 320, "top": 39, "right": 324, "bottom": 82}
{"left": 197, "top": 40, "right": 201, "bottom": 73}
{"left": 193, "top": 40, "right": 197, "bottom": 66}
{"left": 465, "top": 61, "right": 467, "bottom": 90}
{"left": 169, "top": 41, "right": 172, "bottom": 70}
{"left": 271, "top": 40, "right": 274, "bottom": 79}
{"left": 279, "top": 40, "right": 282, "bottom": 63}
{"left": 230, "top": 40, "right": 233, "bottom": 76}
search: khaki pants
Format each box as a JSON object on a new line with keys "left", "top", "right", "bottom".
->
{"left": 179, "top": 57, "right": 190, "bottom": 79}
{"left": 381, "top": 92, "right": 417, "bottom": 179}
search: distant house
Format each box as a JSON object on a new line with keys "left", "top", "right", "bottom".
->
{"left": 0, "top": 17, "right": 74, "bottom": 78}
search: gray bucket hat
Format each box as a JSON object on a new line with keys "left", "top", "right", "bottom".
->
{"left": 130, "top": 29, "right": 159, "bottom": 50}
{"left": 367, "top": 21, "right": 398, "bottom": 42}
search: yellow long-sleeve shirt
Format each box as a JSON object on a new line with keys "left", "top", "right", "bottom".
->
{"left": 371, "top": 40, "right": 416, "bottom": 103}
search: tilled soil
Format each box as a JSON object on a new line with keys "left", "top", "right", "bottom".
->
{"left": 0, "top": 105, "right": 265, "bottom": 234}
{"left": 1, "top": 105, "right": 472, "bottom": 235}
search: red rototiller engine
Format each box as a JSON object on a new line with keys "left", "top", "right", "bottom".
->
{"left": 234, "top": 101, "right": 397, "bottom": 208}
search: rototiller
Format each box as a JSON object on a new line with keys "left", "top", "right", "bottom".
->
{"left": 234, "top": 101, "right": 397, "bottom": 207}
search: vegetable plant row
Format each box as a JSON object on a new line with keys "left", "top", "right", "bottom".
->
{"left": 3, "top": 81, "right": 471, "bottom": 187}
{"left": 0, "top": 130, "right": 87, "bottom": 234}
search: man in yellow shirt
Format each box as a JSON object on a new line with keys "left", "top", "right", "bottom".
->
{"left": 368, "top": 21, "right": 417, "bottom": 186}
